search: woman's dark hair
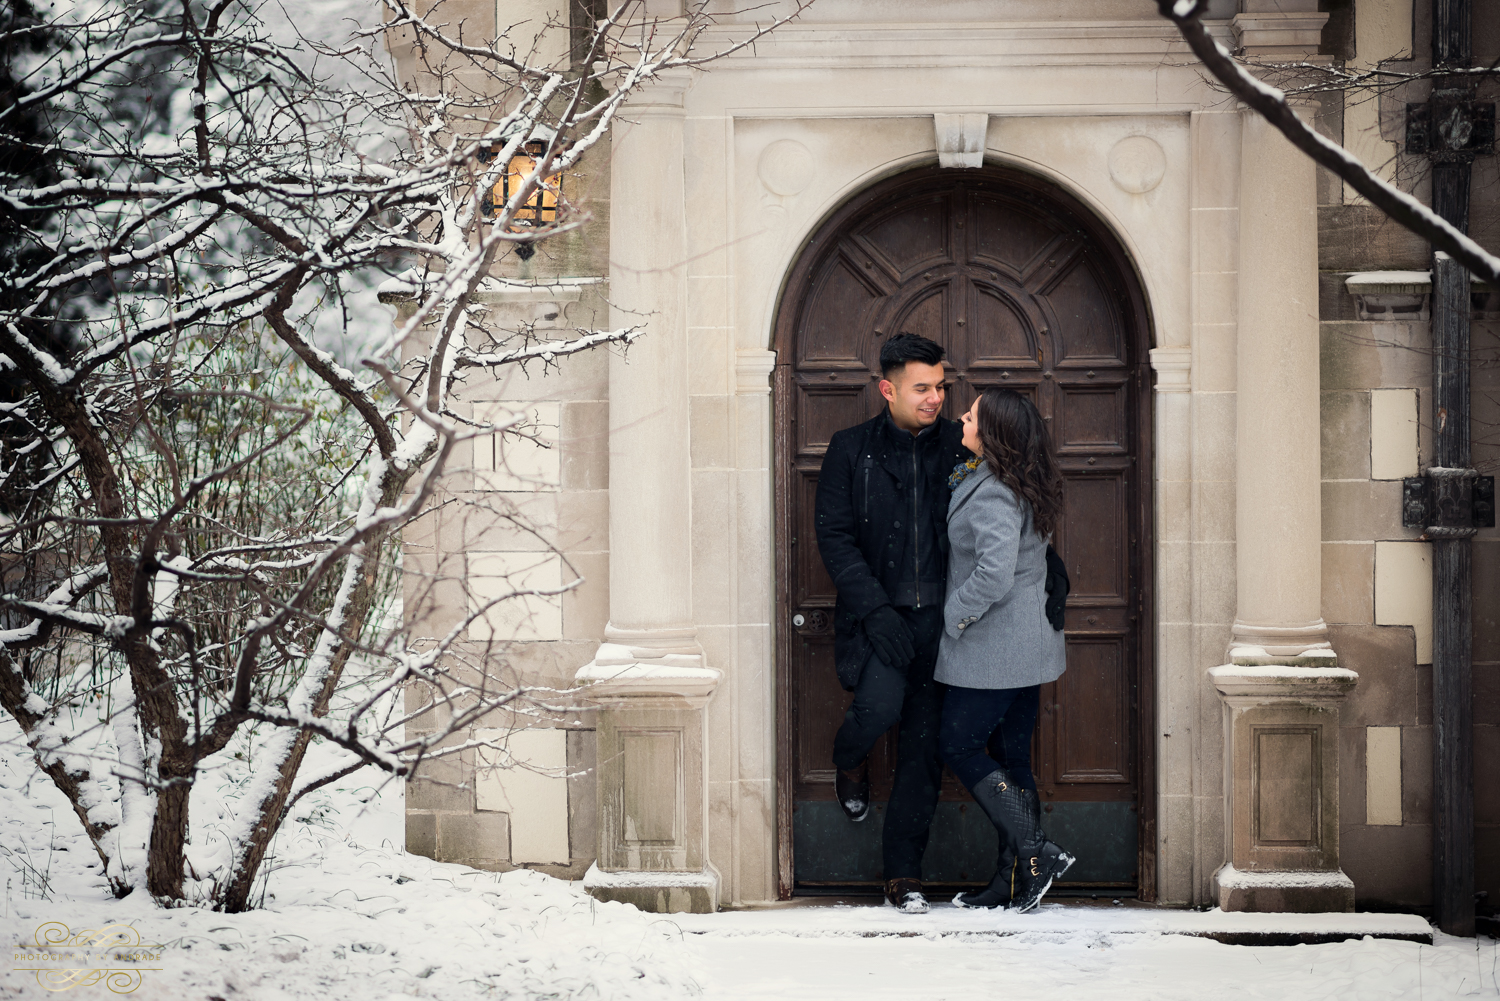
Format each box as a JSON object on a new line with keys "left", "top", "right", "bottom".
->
{"left": 974, "top": 389, "right": 1064, "bottom": 539}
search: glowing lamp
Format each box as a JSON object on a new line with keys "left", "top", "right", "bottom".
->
{"left": 479, "top": 140, "right": 560, "bottom": 255}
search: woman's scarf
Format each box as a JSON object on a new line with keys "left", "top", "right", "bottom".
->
{"left": 948, "top": 455, "right": 982, "bottom": 492}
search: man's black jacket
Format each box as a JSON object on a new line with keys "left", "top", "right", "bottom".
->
{"left": 815, "top": 412, "right": 970, "bottom": 691}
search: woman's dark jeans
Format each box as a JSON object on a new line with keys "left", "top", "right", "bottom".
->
{"left": 939, "top": 683, "right": 1041, "bottom": 794}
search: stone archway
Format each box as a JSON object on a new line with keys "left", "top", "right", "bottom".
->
{"left": 770, "top": 163, "right": 1157, "bottom": 899}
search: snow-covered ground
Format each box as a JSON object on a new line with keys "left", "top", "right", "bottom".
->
{"left": 1, "top": 720, "right": 1495, "bottom": 1000}
{"left": 0, "top": 724, "right": 699, "bottom": 999}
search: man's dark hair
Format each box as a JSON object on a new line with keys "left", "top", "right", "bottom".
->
{"left": 879, "top": 333, "right": 945, "bottom": 379}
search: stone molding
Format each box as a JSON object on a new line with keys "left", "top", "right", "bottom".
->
{"left": 934, "top": 113, "right": 989, "bottom": 168}
{"left": 1230, "top": 12, "right": 1329, "bottom": 57}
{"left": 1148, "top": 346, "right": 1191, "bottom": 393}
{"left": 576, "top": 653, "right": 722, "bottom": 709}
{"left": 735, "top": 349, "right": 777, "bottom": 396}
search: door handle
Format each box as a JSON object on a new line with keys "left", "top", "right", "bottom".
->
{"left": 792, "top": 614, "right": 806, "bottom": 627}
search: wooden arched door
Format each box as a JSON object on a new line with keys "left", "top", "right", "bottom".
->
{"left": 772, "top": 165, "right": 1155, "bottom": 898}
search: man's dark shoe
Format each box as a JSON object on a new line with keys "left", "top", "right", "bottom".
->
{"left": 885, "top": 878, "right": 929, "bottom": 914}
{"left": 835, "top": 763, "right": 870, "bottom": 822}
{"left": 952, "top": 848, "right": 1015, "bottom": 909}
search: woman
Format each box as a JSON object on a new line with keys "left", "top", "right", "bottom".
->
{"left": 936, "top": 388, "right": 1073, "bottom": 913}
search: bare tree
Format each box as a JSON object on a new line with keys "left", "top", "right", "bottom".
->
{"left": 1155, "top": 0, "right": 1500, "bottom": 283}
{"left": 0, "top": 0, "right": 807, "bottom": 911}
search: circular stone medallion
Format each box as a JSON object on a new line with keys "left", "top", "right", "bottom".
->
{"left": 758, "top": 140, "right": 814, "bottom": 197}
{"left": 1108, "top": 135, "right": 1167, "bottom": 194}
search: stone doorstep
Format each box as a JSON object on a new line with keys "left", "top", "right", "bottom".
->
{"left": 667, "top": 901, "right": 1434, "bottom": 946}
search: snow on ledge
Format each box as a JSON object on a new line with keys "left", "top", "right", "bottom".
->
{"left": 576, "top": 663, "right": 722, "bottom": 683}
{"left": 1216, "top": 864, "right": 1354, "bottom": 890}
{"left": 583, "top": 863, "right": 717, "bottom": 889}
{"left": 1209, "top": 665, "right": 1358, "bottom": 681}
{"left": 1344, "top": 270, "right": 1431, "bottom": 288}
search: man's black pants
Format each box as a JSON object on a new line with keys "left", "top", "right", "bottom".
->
{"left": 829, "top": 605, "right": 944, "bottom": 881}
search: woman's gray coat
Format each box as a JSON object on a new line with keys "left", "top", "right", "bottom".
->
{"left": 934, "top": 462, "right": 1067, "bottom": 690}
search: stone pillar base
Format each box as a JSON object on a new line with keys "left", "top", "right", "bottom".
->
{"left": 1210, "top": 666, "right": 1358, "bottom": 912}
{"left": 1215, "top": 864, "right": 1355, "bottom": 914}
{"left": 577, "top": 652, "right": 720, "bottom": 914}
{"left": 582, "top": 863, "right": 719, "bottom": 914}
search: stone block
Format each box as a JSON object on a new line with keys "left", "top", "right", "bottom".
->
{"left": 688, "top": 326, "right": 731, "bottom": 396}
{"left": 1321, "top": 543, "right": 1374, "bottom": 625}
{"left": 1369, "top": 388, "right": 1419, "bottom": 480}
{"left": 474, "top": 400, "right": 561, "bottom": 492}
{"left": 462, "top": 491, "right": 558, "bottom": 551}
{"left": 475, "top": 726, "right": 570, "bottom": 864}
{"left": 561, "top": 551, "right": 609, "bottom": 640}
{"left": 690, "top": 394, "right": 733, "bottom": 469}
{"left": 1327, "top": 623, "right": 1417, "bottom": 726}
{"left": 1320, "top": 391, "right": 1371, "bottom": 480}
{"left": 1216, "top": 875, "right": 1355, "bottom": 913}
{"left": 406, "top": 812, "right": 437, "bottom": 860}
{"left": 1192, "top": 321, "right": 1237, "bottom": 390}
{"left": 1341, "top": 824, "right": 1432, "bottom": 909}
{"left": 1402, "top": 725, "right": 1432, "bottom": 824}
{"left": 1192, "top": 271, "right": 1239, "bottom": 328}
{"left": 1477, "top": 663, "right": 1500, "bottom": 727}
{"left": 1158, "top": 793, "right": 1195, "bottom": 905}
{"left": 1193, "top": 479, "right": 1235, "bottom": 543}
{"left": 691, "top": 470, "right": 734, "bottom": 625}
{"left": 1365, "top": 726, "right": 1402, "bottom": 826}
{"left": 1321, "top": 479, "right": 1412, "bottom": 542}
{"left": 567, "top": 728, "right": 598, "bottom": 861}
{"left": 467, "top": 551, "right": 564, "bottom": 642}
{"left": 1190, "top": 392, "right": 1236, "bottom": 484}
{"left": 437, "top": 811, "right": 510, "bottom": 865}
{"left": 1320, "top": 320, "right": 1432, "bottom": 393}
{"left": 1374, "top": 541, "right": 1432, "bottom": 664}
{"left": 1339, "top": 725, "right": 1364, "bottom": 832}
{"left": 405, "top": 773, "right": 473, "bottom": 813}
{"left": 1476, "top": 541, "right": 1500, "bottom": 662}
{"left": 557, "top": 489, "right": 608, "bottom": 552}
{"left": 1477, "top": 725, "right": 1500, "bottom": 827}
{"left": 560, "top": 400, "right": 609, "bottom": 491}
{"left": 585, "top": 880, "right": 717, "bottom": 914}
{"left": 1193, "top": 543, "right": 1237, "bottom": 627}
{"left": 1318, "top": 205, "right": 1430, "bottom": 273}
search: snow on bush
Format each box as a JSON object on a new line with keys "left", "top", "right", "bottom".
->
{"left": 0, "top": 718, "right": 700, "bottom": 999}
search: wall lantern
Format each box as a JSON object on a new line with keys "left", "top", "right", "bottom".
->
{"left": 479, "top": 139, "right": 560, "bottom": 261}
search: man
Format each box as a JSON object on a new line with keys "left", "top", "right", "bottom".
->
{"left": 814, "top": 333, "right": 968, "bottom": 914}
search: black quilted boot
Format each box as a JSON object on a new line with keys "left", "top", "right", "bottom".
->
{"left": 952, "top": 846, "right": 1015, "bottom": 909}
{"left": 967, "top": 769, "right": 1075, "bottom": 913}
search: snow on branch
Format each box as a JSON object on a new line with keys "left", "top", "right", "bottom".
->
{"left": 1157, "top": 0, "right": 1500, "bottom": 284}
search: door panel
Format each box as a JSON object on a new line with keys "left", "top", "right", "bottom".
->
{"left": 775, "top": 167, "right": 1153, "bottom": 896}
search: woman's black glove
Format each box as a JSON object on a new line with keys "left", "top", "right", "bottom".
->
{"left": 1044, "top": 545, "right": 1070, "bottom": 632}
{"left": 863, "top": 605, "right": 915, "bottom": 668}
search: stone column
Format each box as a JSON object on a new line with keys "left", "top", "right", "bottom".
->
{"left": 1214, "top": 104, "right": 1359, "bottom": 913}
{"left": 576, "top": 71, "right": 721, "bottom": 913}
{"left": 1232, "top": 108, "right": 1331, "bottom": 660}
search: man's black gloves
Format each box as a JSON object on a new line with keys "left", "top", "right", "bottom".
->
{"left": 1044, "top": 545, "right": 1070, "bottom": 632}
{"left": 863, "top": 605, "right": 915, "bottom": 669}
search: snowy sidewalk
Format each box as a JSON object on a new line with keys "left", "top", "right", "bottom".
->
{"left": 670, "top": 898, "right": 1434, "bottom": 945}
{"left": 676, "top": 902, "right": 1493, "bottom": 1001}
